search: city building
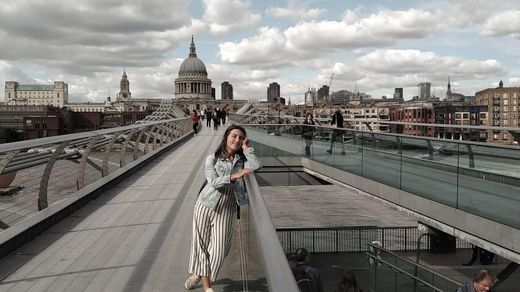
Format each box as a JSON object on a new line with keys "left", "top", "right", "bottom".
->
{"left": 267, "top": 82, "right": 280, "bottom": 102}
{"left": 118, "top": 70, "right": 131, "bottom": 102}
{"left": 317, "top": 85, "right": 329, "bottom": 102}
{"left": 221, "top": 81, "right": 233, "bottom": 100}
{"left": 5, "top": 81, "right": 68, "bottom": 107}
{"left": 173, "top": 38, "right": 246, "bottom": 112}
{"left": 389, "top": 103, "right": 435, "bottom": 137}
{"left": 434, "top": 103, "right": 488, "bottom": 141}
{"left": 305, "top": 88, "right": 317, "bottom": 106}
{"left": 174, "top": 36, "right": 212, "bottom": 100}
{"left": 345, "top": 106, "right": 390, "bottom": 132}
{"left": 394, "top": 88, "right": 403, "bottom": 99}
{"left": 476, "top": 80, "right": 520, "bottom": 144}
{"left": 418, "top": 82, "right": 431, "bottom": 99}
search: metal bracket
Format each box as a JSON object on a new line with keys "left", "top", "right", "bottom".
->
{"left": 77, "top": 135, "right": 101, "bottom": 190}
{"left": 102, "top": 131, "right": 122, "bottom": 177}
{"left": 120, "top": 128, "right": 138, "bottom": 167}
{"left": 39, "top": 142, "right": 69, "bottom": 210}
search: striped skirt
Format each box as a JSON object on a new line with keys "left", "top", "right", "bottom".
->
{"left": 188, "top": 193, "right": 236, "bottom": 282}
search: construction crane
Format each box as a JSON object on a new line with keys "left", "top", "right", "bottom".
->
{"left": 327, "top": 73, "right": 334, "bottom": 104}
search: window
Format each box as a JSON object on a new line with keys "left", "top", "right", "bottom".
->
{"left": 503, "top": 133, "right": 508, "bottom": 140}
{"left": 502, "top": 120, "right": 508, "bottom": 126}
{"left": 504, "top": 99, "right": 509, "bottom": 105}
{"left": 455, "top": 113, "right": 462, "bottom": 119}
{"left": 463, "top": 113, "right": 469, "bottom": 119}
{"left": 503, "top": 106, "right": 509, "bottom": 112}
{"left": 502, "top": 113, "right": 509, "bottom": 119}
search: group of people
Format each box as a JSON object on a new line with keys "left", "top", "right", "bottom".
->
{"left": 190, "top": 108, "right": 228, "bottom": 136}
{"left": 203, "top": 108, "right": 227, "bottom": 130}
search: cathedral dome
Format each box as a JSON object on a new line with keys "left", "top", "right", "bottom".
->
{"left": 178, "top": 36, "right": 207, "bottom": 76}
{"left": 179, "top": 57, "right": 207, "bottom": 75}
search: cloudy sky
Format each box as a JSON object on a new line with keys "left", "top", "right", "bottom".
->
{"left": 1, "top": 0, "right": 520, "bottom": 104}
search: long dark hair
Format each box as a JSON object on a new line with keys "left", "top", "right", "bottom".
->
{"left": 214, "top": 125, "right": 247, "bottom": 161}
{"left": 335, "top": 270, "right": 362, "bottom": 292}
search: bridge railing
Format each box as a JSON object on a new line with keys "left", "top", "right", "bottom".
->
{"left": 0, "top": 118, "right": 191, "bottom": 229}
{"left": 230, "top": 119, "right": 520, "bottom": 231}
{"left": 242, "top": 173, "right": 300, "bottom": 292}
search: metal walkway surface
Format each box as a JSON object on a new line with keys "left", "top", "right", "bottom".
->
{"left": 0, "top": 126, "right": 245, "bottom": 291}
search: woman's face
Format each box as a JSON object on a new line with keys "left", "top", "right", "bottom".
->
{"left": 226, "top": 129, "right": 246, "bottom": 154}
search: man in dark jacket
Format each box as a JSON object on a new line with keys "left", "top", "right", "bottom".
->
{"left": 456, "top": 270, "right": 492, "bottom": 292}
{"left": 327, "top": 107, "right": 346, "bottom": 155}
{"left": 292, "top": 248, "right": 324, "bottom": 292}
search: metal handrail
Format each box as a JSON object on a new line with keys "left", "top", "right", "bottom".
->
{"left": 0, "top": 118, "right": 182, "bottom": 153}
{"left": 243, "top": 174, "right": 300, "bottom": 292}
{"left": 367, "top": 243, "right": 463, "bottom": 287}
{"left": 366, "top": 253, "right": 455, "bottom": 292}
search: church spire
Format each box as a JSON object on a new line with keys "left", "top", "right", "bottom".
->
{"left": 189, "top": 35, "right": 197, "bottom": 58}
{"left": 446, "top": 75, "right": 452, "bottom": 101}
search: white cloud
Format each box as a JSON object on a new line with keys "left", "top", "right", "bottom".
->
{"left": 482, "top": 11, "right": 520, "bottom": 38}
{"left": 219, "top": 9, "right": 437, "bottom": 66}
{"left": 202, "top": 0, "right": 261, "bottom": 36}
{"left": 267, "top": 0, "right": 325, "bottom": 21}
{"left": 357, "top": 49, "right": 503, "bottom": 80}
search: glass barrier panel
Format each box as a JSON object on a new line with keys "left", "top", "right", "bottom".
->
{"left": 361, "top": 132, "right": 401, "bottom": 189}
{"left": 457, "top": 144, "right": 520, "bottom": 228}
{"left": 400, "top": 137, "right": 458, "bottom": 208}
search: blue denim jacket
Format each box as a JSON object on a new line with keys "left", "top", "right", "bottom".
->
{"left": 198, "top": 148, "right": 261, "bottom": 210}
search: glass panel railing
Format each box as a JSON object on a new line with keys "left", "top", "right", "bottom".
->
{"left": 240, "top": 123, "right": 520, "bottom": 229}
{"left": 367, "top": 243, "right": 462, "bottom": 292}
{"left": 400, "top": 137, "right": 459, "bottom": 208}
{"left": 361, "top": 132, "right": 401, "bottom": 189}
{"left": 457, "top": 144, "right": 520, "bottom": 228}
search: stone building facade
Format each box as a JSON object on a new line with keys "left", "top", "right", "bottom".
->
{"left": 5, "top": 81, "right": 68, "bottom": 107}
{"left": 476, "top": 81, "right": 520, "bottom": 144}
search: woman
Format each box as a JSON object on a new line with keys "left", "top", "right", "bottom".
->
{"left": 185, "top": 125, "right": 261, "bottom": 292}
{"left": 335, "top": 270, "right": 363, "bottom": 292}
{"left": 302, "top": 113, "right": 315, "bottom": 157}
{"left": 191, "top": 109, "right": 200, "bottom": 135}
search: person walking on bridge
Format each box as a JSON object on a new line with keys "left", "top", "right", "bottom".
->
{"left": 185, "top": 125, "right": 261, "bottom": 292}
{"left": 191, "top": 109, "right": 200, "bottom": 136}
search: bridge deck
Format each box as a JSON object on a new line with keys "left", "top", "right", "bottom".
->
{"left": 0, "top": 127, "right": 259, "bottom": 292}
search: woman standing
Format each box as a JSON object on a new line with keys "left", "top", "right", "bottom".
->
{"left": 302, "top": 113, "right": 315, "bottom": 157}
{"left": 185, "top": 125, "right": 261, "bottom": 292}
{"left": 191, "top": 109, "right": 200, "bottom": 135}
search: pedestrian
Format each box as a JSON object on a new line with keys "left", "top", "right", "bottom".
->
{"left": 212, "top": 109, "right": 219, "bottom": 130}
{"left": 327, "top": 107, "right": 346, "bottom": 155}
{"left": 221, "top": 108, "right": 227, "bottom": 125}
{"left": 456, "top": 270, "right": 493, "bottom": 292}
{"left": 206, "top": 108, "right": 212, "bottom": 127}
{"left": 302, "top": 113, "right": 315, "bottom": 157}
{"left": 292, "top": 247, "right": 324, "bottom": 292}
{"left": 184, "top": 125, "right": 261, "bottom": 292}
{"left": 335, "top": 270, "right": 363, "bottom": 292}
{"left": 191, "top": 109, "right": 200, "bottom": 135}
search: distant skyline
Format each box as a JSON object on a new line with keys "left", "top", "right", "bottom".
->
{"left": 1, "top": 0, "right": 520, "bottom": 104}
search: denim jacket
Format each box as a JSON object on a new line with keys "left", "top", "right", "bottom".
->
{"left": 198, "top": 147, "right": 261, "bottom": 210}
